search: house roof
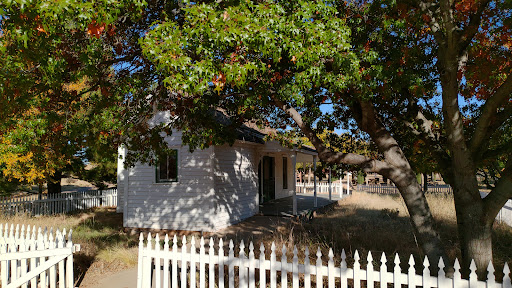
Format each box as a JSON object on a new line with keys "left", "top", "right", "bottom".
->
{"left": 214, "top": 110, "right": 317, "bottom": 153}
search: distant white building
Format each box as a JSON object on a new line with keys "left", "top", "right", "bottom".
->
{"left": 117, "top": 112, "right": 317, "bottom": 232}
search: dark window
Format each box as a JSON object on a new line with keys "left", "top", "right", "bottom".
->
{"left": 156, "top": 150, "right": 178, "bottom": 182}
{"left": 283, "top": 157, "right": 288, "bottom": 189}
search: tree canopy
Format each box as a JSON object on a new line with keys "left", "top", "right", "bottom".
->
{"left": 137, "top": 0, "right": 512, "bottom": 275}
{"left": 1, "top": 0, "right": 511, "bottom": 277}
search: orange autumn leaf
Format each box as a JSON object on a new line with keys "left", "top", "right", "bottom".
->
{"left": 87, "top": 20, "right": 105, "bottom": 39}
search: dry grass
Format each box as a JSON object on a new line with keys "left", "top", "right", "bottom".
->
{"left": 259, "top": 191, "right": 511, "bottom": 275}
{"left": 1, "top": 192, "right": 511, "bottom": 285}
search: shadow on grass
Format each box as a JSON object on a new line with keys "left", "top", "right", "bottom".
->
{"left": 271, "top": 207, "right": 460, "bottom": 273}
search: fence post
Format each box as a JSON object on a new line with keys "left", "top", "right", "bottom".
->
{"left": 154, "top": 234, "right": 161, "bottom": 288}
{"left": 353, "top": 250, "right": 360, "bottom": 288}
{"left": 200, "top": 237, "right": 205, "bottom": 288}
{"left": 422, "top": 256, "right": 431, "bottom": 288}
{"left": 239, "top": 241, "right": 247, "bottom": 288}
{"left": 249, "top": 242, "right": 255, "bottom": 288}
{"left": 408, "top": 255, "right": 415, "bottom": 288}
{"left": 393, "top": 254, "right": 401, "bottom": 288}
{"left": 281, "top": 244, "right": 288, "bottom": 288}
{"left": 259, "top": 243, "right": 266, "bottom": 288}
{"left": 380, "top": 253, "right": 387, "bottom": 288}
{"left": 162, "top": 235, "right": 169, "bottom": 288}
{"left": 172, "top": 235, "right": 178, "bottom": 288}
{"left": 66, "top": 229, "right": 74, "bottom": 288}
{"left": 328, "top": 248, "right": 335, "bottom": 288}
{"left": 209, "top": 238, "right": 215, "bottom": 288}
{"left": 191, "top": 236, "right": 197, "bottom": 288}
{"left": 304, "top": 247, "right": 311, "bottom": 288}
{"left": 228, "top": 240, "right": 234, "bottom": 288}
{"left": 137, "top": 233, "right": 144, "bottom": 288}
{"left": 218, "top": 238, "right": 224, "bottom": 288}
{"left": 367, "top": 252, "right": 374, "bottom": 288}
{"left": 503, "top": 263, "right": 511, "bottom": 288}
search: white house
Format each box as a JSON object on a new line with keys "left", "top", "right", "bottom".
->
{"left": 117, "top": 112, "right": 317, "bottom": 232}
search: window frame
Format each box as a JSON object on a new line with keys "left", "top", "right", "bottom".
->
{"left": 155, "top": 149, "right": 179, "bottom": 183}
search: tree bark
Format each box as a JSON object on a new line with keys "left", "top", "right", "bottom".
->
{"left": 390, "top": 168, "right": 447, "bottom": 264}
{"left": 47, "top": 171, "right": 62, "bottom": 195}
{"left": 423, "top": 174, "right": 428, "bottom": 193}
{"left": 455, "top": 198, "right": 493, "bottom": 278}
{"left": 38, "top": 183, "right": 43, "bottom": 200}
{"left": 272, "top": 97, "right": 449, "bottom": 265}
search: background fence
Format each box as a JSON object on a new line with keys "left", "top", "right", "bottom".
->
{"left": 358, "top": 184, "right": 453, "bottom": 194}
{"left": 0, "top": 188, "right": 117, "bottom": 216}
{"left": 0, "top": 223, "right": 79, "bottom": 288}
{"left": 296, "top": 182, "right": 347, "bottom": 195}
{"left": 357, "top": 185, "right": 512, "bottom": 227}
{"left": 138, "top": 233, "right": 512, "bottom": 288}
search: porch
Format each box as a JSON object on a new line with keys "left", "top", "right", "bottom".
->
{"left": 257, "top": 141, "right": 353, "bottom": 216}
{"left": 258, "top": 192, "right": 346, "bottom": 217}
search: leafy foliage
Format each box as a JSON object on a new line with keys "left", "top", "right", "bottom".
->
{"left": 0, "top": 0, "right": 145, "bottom": 187}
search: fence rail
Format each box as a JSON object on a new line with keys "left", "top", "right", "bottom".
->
{"left": 0, "top": 188, "right": 117, "bottom": 216}
{"left": 0, "top": 223, "right": 79, "bottom": 288}
{"left": 138, "top": 234, "right": 512, "bottom": 288}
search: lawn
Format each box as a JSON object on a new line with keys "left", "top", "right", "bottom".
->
{"left": 261, "top": 191, "right": 512, "bottom": 279}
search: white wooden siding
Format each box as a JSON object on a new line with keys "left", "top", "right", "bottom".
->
{"left": 213, "top": 143, "right": 259, "bottom": 229}
{"left": 123, "top": 130, "right": 217, "bottom": 232}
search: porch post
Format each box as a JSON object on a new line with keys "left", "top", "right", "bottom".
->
{"left": 339, "top": 169, "right": 343, "bottom": 197}
{"left": 347, "top": 172, "right": 352, "bottom": 195}
{"left": 313, "top": 155, "right": 317, "bottom": 208}
{"left": 328, "top": 167, "right": 332, "bottom": 201}
{"left": 260, "top": 156, "right": 264, "bottom": 204}
{"left": 292, "top": 152, "right": 297, "bottom": 216}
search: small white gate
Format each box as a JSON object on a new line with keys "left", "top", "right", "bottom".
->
{"left": 0, "top": 224, "right": 80, "bottom": 288}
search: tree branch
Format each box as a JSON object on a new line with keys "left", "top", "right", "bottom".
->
{"left": 354, "top": 100, "right": 416, "bottom": 172}
{"left": 470, "top": 74, "right": 512, "bottom": 155}
{"left": 270, "top": 96, "right": 392, "bottom": 175}
{"left": 418, "top": 1, "right": 445, "bottom": 44}
{"left": 483, "top": 159, "right": 512, "bottom": 223}
{"left": 480, "top": 139, "right": 512, "bottom": 162}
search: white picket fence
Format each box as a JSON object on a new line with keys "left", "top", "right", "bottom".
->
{"left": 0, "top": 189, "right": 117, "bottom": 216}
{"left": 0, "top": 223, "right": 80, "bottom": 288}
{"left": 296, "top": 182, "right": 348, "bottom": 196}
{"left": 138, "top": 234, "right": 512, "bottom": 288}
{"left": 358, "top": 184, "right": 453, "bottom": 194}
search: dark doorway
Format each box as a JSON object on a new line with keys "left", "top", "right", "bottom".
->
{"left": 261, "top": 156, "right": 275, "bottom": 202}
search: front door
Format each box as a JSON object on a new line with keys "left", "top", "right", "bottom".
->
{"left": 262, "top": 156, "right": 275, "bottom": 202}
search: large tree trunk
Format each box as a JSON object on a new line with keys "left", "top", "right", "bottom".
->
{"left": 455, "top": 200, "right": 493, "bottom": 278}
{"left": 272, "top": 96, "right": 449, "bottom": 268}
{"left": 390, "top": 168, "right": 447, "bottom": 264}
{"left": 47, "top": 171, "right": 62, "bottom": 195}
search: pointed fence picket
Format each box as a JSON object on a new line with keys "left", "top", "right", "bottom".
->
{"left": 0, "top": 223, "right": 80, "bottom": 288}
{"left": 0, "top": 189, "right": 117, "bottom": 216}
{"left": 138, "top": 233, "right": 512, "bottom": 288}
